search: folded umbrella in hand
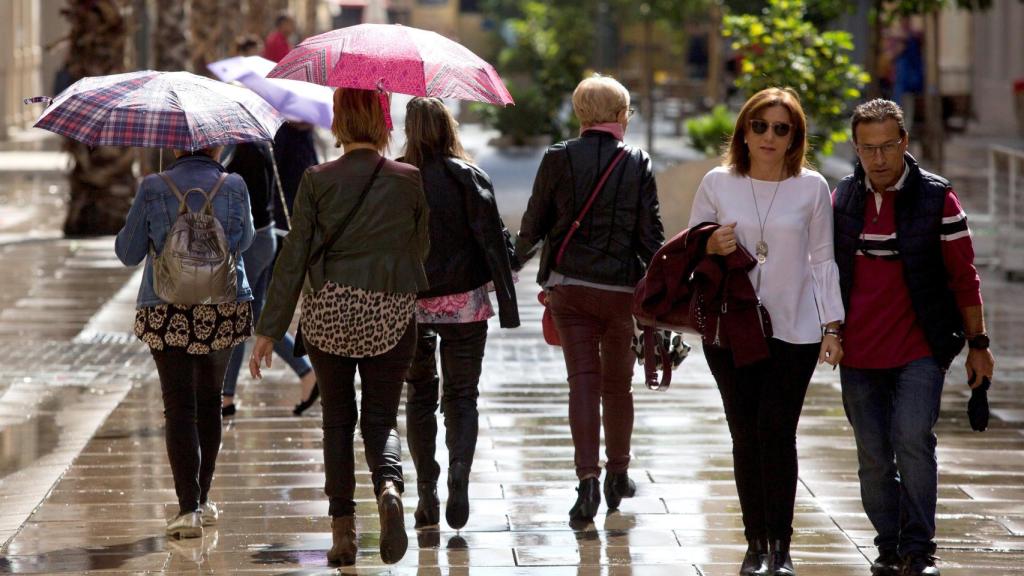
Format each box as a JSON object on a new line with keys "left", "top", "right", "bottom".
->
{"left": 968, "top": 376, "right": 991, "bottom": 432}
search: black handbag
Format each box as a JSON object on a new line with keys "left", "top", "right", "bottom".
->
{"left": 293, "top": 157, "right": 385, "bottom": 357}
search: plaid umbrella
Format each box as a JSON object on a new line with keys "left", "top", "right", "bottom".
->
{"left": 267, "top": 24, "right": 513, "bottom": 107}
{"left": 31, "top": 70, "right": 284, "bottom": 150}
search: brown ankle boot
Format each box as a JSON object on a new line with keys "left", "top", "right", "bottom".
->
{"left": 377, "top": 481, "right": 408, "bottom": 564}
{"left": 327, "top": 515, "right": 356, "bottom": 566}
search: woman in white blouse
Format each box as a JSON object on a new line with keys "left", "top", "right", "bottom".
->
{"left": 688, "top": 87, "right": 844, "bottom": 576}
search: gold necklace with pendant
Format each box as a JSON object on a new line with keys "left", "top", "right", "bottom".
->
{"left": 749, "top": 172, "right": 783, "bottom": 265}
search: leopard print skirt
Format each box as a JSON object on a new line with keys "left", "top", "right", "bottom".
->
{"left": 300, "top": 281, "right": 415, "bottom": 358}
{"left": 134, "top": 302, "right": 253, "bottom": 355}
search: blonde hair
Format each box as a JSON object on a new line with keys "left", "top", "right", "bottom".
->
{"left": 331, "top": 88, "right": 390, "bottom": 151}
{"left": 402, "top": 97, "right": 471, "bottom": 168}
{"left": 572, "top": 74, "right": 630, "bottom": 127}
{"left": 724, "top": 87, "right": 810, "bottom": 178}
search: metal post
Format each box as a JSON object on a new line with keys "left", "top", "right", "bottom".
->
{"left": 268, "top": 142, "right": 291, "bottom": 229}
{"left": 642, "top": 3, "right": 654, "bottom": 155}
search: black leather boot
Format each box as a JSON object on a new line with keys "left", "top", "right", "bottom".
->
{"left": 740, "top": 538, "right": 769, "bottom": 575}
{"left": 414, "top": 481, "right": 440, "bottom": 529}
{"left": 769, "top": 539, "right": 795, "bottom": 576}
{"left": 568, "top": 477, "right": 601, "bottom": 523}
{"left": 446, "top": 461, "right": 470, "bottom": 530}
{"left": 603, "top": 471, "right": 637, "bottom": 511}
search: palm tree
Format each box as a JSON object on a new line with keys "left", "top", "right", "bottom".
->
{"left": 61, "top": 0, "right": 136, "bottom": 236}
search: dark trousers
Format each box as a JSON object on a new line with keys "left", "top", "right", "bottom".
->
{"left": 840, "top": 357, "right": 944, "bottom": 557}
{"left": 307, "top": 320, "right": 417, "bottom": 517}
{"left": 405, "top": 321, "right": 488, "bottom": 483}
{"left": 704, "top": 338, "right": 819, "bottom": 542}
{"left": 548, "top": 285, "right": 635, "bottom": 480}
{"left": 151, "top": 347, "right": 233, "bottom": 516}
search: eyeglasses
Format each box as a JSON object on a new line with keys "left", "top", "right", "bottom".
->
{"left": 749, "top": 119, "right": 792, "bottom": 137}
{"left": 856, "top": 139, "right": 904, "bottom": 157}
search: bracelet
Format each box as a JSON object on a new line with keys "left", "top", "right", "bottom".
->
{"left": 823, "top": 326, "right": 842, "bottom": 339}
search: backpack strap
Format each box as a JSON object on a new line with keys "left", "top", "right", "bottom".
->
{"left": 201, "top": 173, "right": 230, "bottom": 214}
{"left": 158, "top": 172, "right": 186, "bottom": 205}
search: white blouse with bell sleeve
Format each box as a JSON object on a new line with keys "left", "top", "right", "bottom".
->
{"left": 687, "top": 166, "right": 845, "bottom": 345}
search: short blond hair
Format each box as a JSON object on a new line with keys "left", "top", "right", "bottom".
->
{"left": 572, "top": 75, "right": 630, "bottom": 127}
{"left": 331, "top": 88, "right": 390, "bottom": 151}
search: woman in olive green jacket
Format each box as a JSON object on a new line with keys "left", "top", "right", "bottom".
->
{"left": 250, "top": 88, "right": 429, "bottom": 567}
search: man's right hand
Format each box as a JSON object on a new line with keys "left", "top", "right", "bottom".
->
{"left": 706, "top": 223, "right": 738, "bottom": 256}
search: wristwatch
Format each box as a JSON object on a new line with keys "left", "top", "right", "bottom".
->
{"left": 967, "top": 333, "right": 990, "bottom": 350}
{"left": 823, "top": 326, "right": 842, "bottom": 339}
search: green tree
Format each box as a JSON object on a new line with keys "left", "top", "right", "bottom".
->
{"left": 480, "top": 0, "right": 705, "bottom": 141}
{"left": 723, "top": 0, "right": 870, "bottom": 157}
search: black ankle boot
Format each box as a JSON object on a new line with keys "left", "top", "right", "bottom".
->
{"left": 446, "top": 462, "right": 470, "bottom": 530}
{"left": 568, "top": 477, "right": 600, "bottom": 523}
{"left": 740, "top": 538, "right": 769, "bottom": 575}
{"left": 414, "top": 481, "right": 439, "bottom": 529}
{"left": 770, "top": 539, "right": 795, "bottom": 576}
{"left": 603, "top": 471, "right": 637, "bottom": 511}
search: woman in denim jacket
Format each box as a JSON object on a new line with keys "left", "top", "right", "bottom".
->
{"left": 115, "top": 148, "right": 255, "bottom": 539}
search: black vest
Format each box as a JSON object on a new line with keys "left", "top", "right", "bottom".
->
{"left": 833, "top": 154, "right": 965, "bottom": 370}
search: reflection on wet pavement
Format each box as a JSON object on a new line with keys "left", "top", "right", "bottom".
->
{"left": 0, "top": 248, "right": 1021, "bottom": 574}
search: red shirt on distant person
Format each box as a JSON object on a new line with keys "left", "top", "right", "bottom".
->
{"left": 263, "top": 15, "right": 295, "bottom": 63}
{"left": 263, "top": 31, "right": 291, "bottom": 62}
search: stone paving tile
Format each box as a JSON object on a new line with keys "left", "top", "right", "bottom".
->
{"left": 1, "top": 261, "right": 1024, "bottom": 574}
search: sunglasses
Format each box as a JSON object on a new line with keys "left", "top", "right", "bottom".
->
{"left": 749, "top": 119, "right": 792, "bottom": 138}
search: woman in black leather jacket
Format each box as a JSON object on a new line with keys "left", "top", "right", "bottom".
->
{"left": 400, "top": 97, "right": 519, "bottom": 532}
{"left": 516, "top": 75, "right": 664, "bottom": 524}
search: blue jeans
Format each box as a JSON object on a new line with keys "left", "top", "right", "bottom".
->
{"left": 840, "top": 356, "right": 944, "bottom": 557}
{"left": 223, "top": 227, "right": 312, "bottom": 397}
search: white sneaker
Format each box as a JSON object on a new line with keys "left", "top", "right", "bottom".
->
{"left": 199, "top": 501, "right": 219, "bottom": 526}
{"left": 166, "top": 511, "right": 203, "bottom": 539}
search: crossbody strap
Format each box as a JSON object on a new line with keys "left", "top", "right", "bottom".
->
{"left": 555, "top": 148, "right": 628, "bottom": 265}
{"left": 309, "top": 156, "right": 386, "bottom": 265}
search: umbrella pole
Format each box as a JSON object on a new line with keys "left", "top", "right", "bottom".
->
{"left": 159, "top": 149, "right": 163, "bottom": 172}
{"left": 268, "top": 142, "right": 291, "bottom": 229}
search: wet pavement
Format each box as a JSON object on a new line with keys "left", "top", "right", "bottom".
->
{"left": 0, "top": 139, "right": 1023, "bottom": 574}
{"left": 0, "top": 254, "right": 1021, "bottom": 574}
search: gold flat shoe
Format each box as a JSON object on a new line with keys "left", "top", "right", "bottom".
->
{"left": 166, "top": 511, "right": 203, "bottom": 539}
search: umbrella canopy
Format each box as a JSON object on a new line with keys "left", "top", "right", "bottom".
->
{"left": 32, "top": 70, "right": 285, "bottom": 150}
{"left": 208, "top": 56, "right": 335, "bottom": 130}
{"left": 267, "top": 24, "right": 513, "bottom": 106}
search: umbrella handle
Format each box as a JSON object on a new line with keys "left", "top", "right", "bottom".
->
{"left": 376, "top": 81, "right": 393, "bottom": 132}
{"left": 268, "top": 142, "right": 292, "bottom": 229}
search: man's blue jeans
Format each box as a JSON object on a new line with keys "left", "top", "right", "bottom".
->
{"left": 840, "top": 356, "right": 944, "bottom": 557}
{"left": 223, "top": 227, "right": 312, "bottom": 397}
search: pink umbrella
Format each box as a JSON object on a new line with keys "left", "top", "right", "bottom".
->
{"left": 266, "top": 24, "right": 513, "bottom": 107}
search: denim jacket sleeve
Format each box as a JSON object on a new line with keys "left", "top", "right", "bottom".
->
{"left": 115, "top": 177, "right": 154, "bottom": 266}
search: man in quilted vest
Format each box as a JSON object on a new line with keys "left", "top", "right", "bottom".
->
{"left": 832, "top": 99, "right": 996, "bottom": 576}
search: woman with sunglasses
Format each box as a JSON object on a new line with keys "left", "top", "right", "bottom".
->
{"left": 688, "top": 87, "right": 845, "bottom": 576}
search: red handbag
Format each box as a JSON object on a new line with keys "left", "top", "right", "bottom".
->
{"left": 540, "top": 148, "right": 628, "bottom": 346}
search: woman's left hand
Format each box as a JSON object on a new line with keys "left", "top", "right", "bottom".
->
{"left": 819, "top": 334, "right": 843, "bottom": 367}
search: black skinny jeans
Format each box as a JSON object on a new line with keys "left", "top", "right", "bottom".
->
{"left": 704, "top": 338, "right": 819, "bottom": 542}
{"left": 151, "top": 347, "right": 233, "bottom": 516}
{"left": 307, "top": 320, "right": 417, "bottom": 517}
{"left": 405, "top": 321, "right": 488, "bottom": 483}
